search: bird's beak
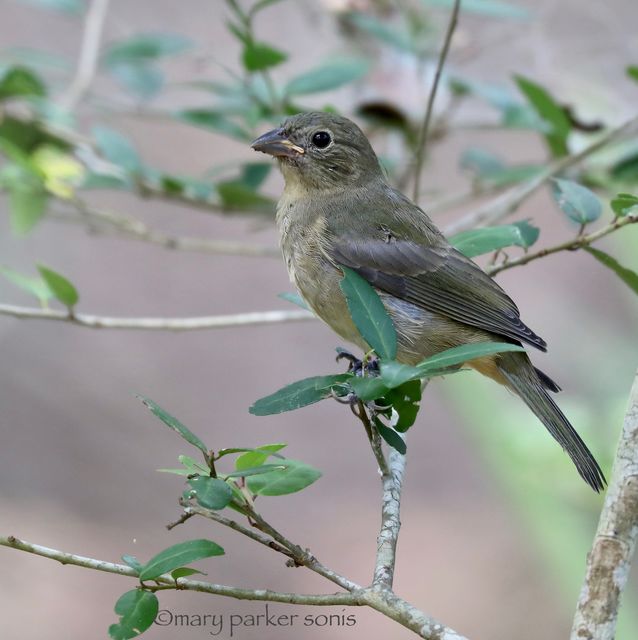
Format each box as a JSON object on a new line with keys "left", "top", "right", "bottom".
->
{"left": 250, "top": 128, "right": 305, "bottom": 158}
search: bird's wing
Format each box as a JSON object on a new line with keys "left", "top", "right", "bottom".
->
{"left": 328, "top": 234, "right": 547, "bottom": 351}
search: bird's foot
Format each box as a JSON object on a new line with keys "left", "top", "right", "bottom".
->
{"left": 335, "top": 348, "right": 379, "bottom": 376}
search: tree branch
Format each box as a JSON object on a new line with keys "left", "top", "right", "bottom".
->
{"left": 486, "top": 213, "right": 638, "bottom": 276}
{"left": 0, "top": 534, "right": 469, "bottom": 638}
{"left": 570, "top": 369, "right": 638, "bottom": 640}
{"left": 58, "top": 0, "right": 111, "bottom": 111}
{"left": 412, "top": 0, "right": 461, "bottom": 202}
{"left": 0, "top": 304, "right": 314, "bottom": 331}
{"left": 0, "top": 535, "right": 353, "bottom": 605}
{"left": 373, "top": 439, "right": 406, "bottom": 590}
{"left": 444, "top": 114, "right": 638, "bottom": 236}
{"left": 51, "top": 205, "right": 280, "bottom": 258}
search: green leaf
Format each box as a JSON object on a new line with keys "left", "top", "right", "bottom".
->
{"left": 460, "top": 147, "right": 505, "bottom": 176}
{"left": 157, "top": 454, "right": 210, "bottom": 476}
{"left": 175, "top": 110, "right": 251, "bottom": 141}
{"left": 284, "top": 58, "right": 369, "bottom": 96}
{"left": 92, "top": 126, "right": 142, "bottom": 173}
{"left": 238, "top": 162, "right": 271, "bottom": 189}
{"left": 0, "top": 66, "right": 46, "bottom": 100}
{"left": 121, "top": 555, "right": 143, "bottom": 574}
{"left": 103, "top": 33, "right": 192, "bottom": 67}
{"left": 384, "top": 380, "right": 422, "bottom": 432}
{"left": 374, "top": 418, "right": 407, "bottom": 454}
{"left": 611, "top": 151, "right": 638, "bottom": 183}
{"left": 345, "top": 13, "right": 414, "bottom": 52}
{"left": 627, "top": 65, "right": 638, "bottom": 83}
{"left": 8, "top": 186, "right": 47, "bottom": 234}
{"left": 339, "top": 267, "right": 397, "bottom": 360}
{"left": 216, "top": 444, "right": 287, "bottom": 461}
{"left": 139, "top": 539, "right": 224, "bottom": 581}
{"left": 171, "top": 567, "right": 205, "bottom": 580}
{"left": 416, "top": 342, "right": 525, "bottom": 373}
{"left": 138, "top": 396, "right": 209, "bottom": 457}
{"left": 225, "top": 463, "right": 287, "bottom": 478}
{"left": 247, "top": 458, "right": 321, "bottom": 496}
{"left": 110, "top": 63, "right": 164, "bottom": 99}
{"left": 36, "top": 265, "right": 78, "bottom": 307}
{"left": 0, "top": 266, "right": 52, "bottom": 304}
{"left": 277, "top": 292, "right": 309, "bottom": 310}
{"left": 450, "top": 221, "right": 540, "bottom": 258}
{"left": 611, "top": 193, "right": 638, "bottom": 217}
{"left": 349, "top": 376, "right": 392, "bottom": 402}
{"left": 216, "top": 181, "right": 275, "bottom": 212}
{"left": 14, "top": 0, "right": 84, "bottom": 13}
{"left": 585, "top": 248, "right": 638, "bottom": 296}
{"left": 460, "top": 148, "right": 542, "bottom": 186}
{"left": 378, "top": 361, "right": 424, "bottom": 388}
{"left": 551, "top": 178, "right": 602, "bottom": 225}
{"left": 250, "top": 374, "right": 351, "bottom": 415}
{"left": 108, "top": 590, "right": 158, "bottom": 640}
{"left": 235, "top": 443, "right": 286, "bottom": 469}
{"left": 186, "top": 476, "right": 233, "bottom": 510}
{"left": 242, "top": 42, "right": 287, "bottom": 71}
{"left": 515, "top": 75, "right": 571, "bottom": 157}
{"left": 423, "top": 0, "right": 529, "bottom": 19}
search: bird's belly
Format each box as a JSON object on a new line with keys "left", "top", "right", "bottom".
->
{"left": 287, "top": 252, "right": 481, "bottom": 366}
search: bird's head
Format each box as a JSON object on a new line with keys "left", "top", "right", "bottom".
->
{"left": 251, "top": 112, "right": 383, "bottom": 192}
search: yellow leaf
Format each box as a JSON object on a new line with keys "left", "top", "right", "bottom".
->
{"left": 31, "top": 145, "right": 85, "bottom": 199}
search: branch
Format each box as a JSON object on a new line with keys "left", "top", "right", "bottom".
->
{"left": 51, "top": 205, "right": 280, "bottom": 258}
{"left": 58, "top": 0, "right": 110, "bottom": 111}
{"left": 373, "top": 439, "right": 407, "bottom": 589}
{"left": 0, "top": 535, "right": 353, "bottom": 606}
{"left": 0, "top": 534, "right": 469, "bottom": 638}
{"left": 487, "top": 213, "right": 638, "bottom": 276}
{"left": 570, "top": 369, "right": 638, "bottom": 640}
{"left": 445, "top": 114, "right": 638, "bottom": 235}
{"left": 412, "top": 0, "right": 461, "bottom": 202}
{"left": 0, "top": 305, "right": 315, "bottom": 331}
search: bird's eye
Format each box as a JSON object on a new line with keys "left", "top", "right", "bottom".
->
{"left": 311, "top": 131, "right": 332, "bottom": 149}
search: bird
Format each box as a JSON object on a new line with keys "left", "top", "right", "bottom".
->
{"left": 251, "top": 111, "right": 606, "bottom": 492}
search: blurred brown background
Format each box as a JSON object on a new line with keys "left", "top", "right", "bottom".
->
{"left": 1, "top": 1, "right": 637, "bottom": 639}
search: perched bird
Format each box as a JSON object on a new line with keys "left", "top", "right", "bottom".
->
{"left": 251, "top": 112, "right": 605, "bottom": 492}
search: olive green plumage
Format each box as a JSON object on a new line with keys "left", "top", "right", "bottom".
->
{"left": 251, "top": 111, "right": 605, "bottom": 492}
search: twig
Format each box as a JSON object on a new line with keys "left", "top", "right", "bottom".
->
{"left": 412, "top": 0, "right": 461, "bottom": 202}
{"left": 0, "top": 535, "right": 353, "bottom": 605}
{"left": 570, "top": 369, "right": 638, "bottom": 640}
{"left": 245, "top": 508, "right": 361, "bottom": 592}
{"left": 0, "top": 305, "right": 314, "bottom": 331}
{"left": 51, "top": 206, "right": 280, "bottom": 258}
{"left": 58, "top": 0, "right": 110, "bottom": 111}
{"left": 487, "top": 213, "right": 638, "bottom": 276}
{"left": 445, "top": 114, "right": 638, "bottom": 236}
{"left": 183, "top": 502, "right": 296, "bottom": 560}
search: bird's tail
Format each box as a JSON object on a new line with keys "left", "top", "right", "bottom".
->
{"left": 496, "top": 351, "right": 606, "bottom": 492}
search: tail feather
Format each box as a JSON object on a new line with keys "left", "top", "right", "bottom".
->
{"left": 498, "top": 353, "right": 606, "bottom": 492}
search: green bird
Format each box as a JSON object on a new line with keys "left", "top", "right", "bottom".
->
{"left": 251, "top": 111, "right": 605, "bottom": 492}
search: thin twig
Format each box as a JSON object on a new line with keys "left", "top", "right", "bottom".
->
{"left": 51, "top": 206, "right": 280, "bottom": 258}
{"left": 0, "top": 536, "right": 353, "bottom": 605}
{"left": 245, "top": 508, "right": 361, "bottom": 592}
{"left": 487, "top": 213, "right": 638, "bottom": 276}
{"left": 0, "top": 305, "right": 314, "bottom": 331}
{"left": 570, "top": 369, "right": 638, "bottom": 640}
{"left": 58, "top": 0, "right": 110, "bottom": 111}
{"left": 183, "top": 502, "right": 295, "bottom": 560}
{"left": 412, "top": 0, "right": 461, "bottom": 202}
{"left": 445, "top": 114, "right": 638, "bottom": 236}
